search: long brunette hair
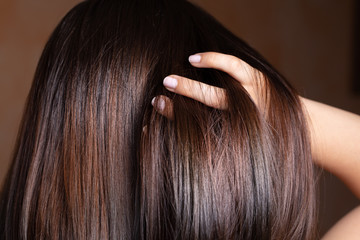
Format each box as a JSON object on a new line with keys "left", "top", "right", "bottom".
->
{"left": 0, "top": 0, "right": 317, "bottom": 239}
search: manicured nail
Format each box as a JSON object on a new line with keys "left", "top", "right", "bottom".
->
{"left": 189, "top": 54, "right": 201, "bottom": 63}
{"left": 151, "top": 97, "right": 165, "bottom": 111}
{"left": 163, "top": 76, "right": 178, "bottom": 90}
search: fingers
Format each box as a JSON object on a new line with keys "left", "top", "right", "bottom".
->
{"left": 163, "top": 75, "right": 227, "bottom": 110}
{"left": 151, "top": 74, "right": 227, "bottom": 120}
{"left": 151, "top": 95, "right": 174, "bottom": 120}
{"left": 188, "top": 52, "right": 255, "bottom": 87}
{"left": 152, "top": 52, "right": 260, "bottom": 120}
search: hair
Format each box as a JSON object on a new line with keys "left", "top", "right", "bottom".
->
{"left": 0, "top": 0, "right": 317, "bottom": 239}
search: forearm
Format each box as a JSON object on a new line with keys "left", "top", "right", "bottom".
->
{"left": 321, "top": 206, "right": 360, "bottom": 239}
{"left": 301, "top": 97, "right": 360, "bottom": 199}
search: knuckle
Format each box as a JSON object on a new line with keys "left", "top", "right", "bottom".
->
{"left": 181, "top": 78, "right": 193, "bottom": 92}
{"left": 204, "top": 53, "right": 218, "bottom": 66}
{"left": 229, "top": 57, "right": 242, "bottom": 71}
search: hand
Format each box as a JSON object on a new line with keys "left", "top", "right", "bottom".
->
{"left": 151, "top": 52, "right": 263, "bottom": 119}
{"left": 150, "top": 52, "right": 360, "bottom": 239}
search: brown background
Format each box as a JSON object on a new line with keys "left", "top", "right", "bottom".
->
{"left": 0, "top": 0, "right": 359, "bottom": 236}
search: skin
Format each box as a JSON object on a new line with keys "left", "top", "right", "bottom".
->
{"left": 152, "top": 52, "right": 360, "bottom": 239}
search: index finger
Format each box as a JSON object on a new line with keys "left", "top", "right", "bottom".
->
{"left": 188, "top": 52, "right": 255, "bottom": 86}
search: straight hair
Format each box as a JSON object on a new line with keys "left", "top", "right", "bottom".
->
{"left": 0, "top": 0, "right": 317, "bottom": 239}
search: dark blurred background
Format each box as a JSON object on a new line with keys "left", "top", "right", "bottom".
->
{"left": 0, "top": 0, "right": 359, "bottom": 236}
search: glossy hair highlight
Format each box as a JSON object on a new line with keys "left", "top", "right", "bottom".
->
{"left": 0, "top": 0, "right": 317, "bottom": 239}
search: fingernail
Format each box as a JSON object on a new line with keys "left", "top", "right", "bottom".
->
{"left": 163, "top": 76, "right": 178, "bottom": 89}
{"left": 189, "top": 54, "right": 201, "bottom": 63}
{"left": 151, "top": 97, "right": 165, "bottom": 111}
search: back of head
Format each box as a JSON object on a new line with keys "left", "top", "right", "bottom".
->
{"left": 0, "top": 0, "right": 316, "bottom": 239}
